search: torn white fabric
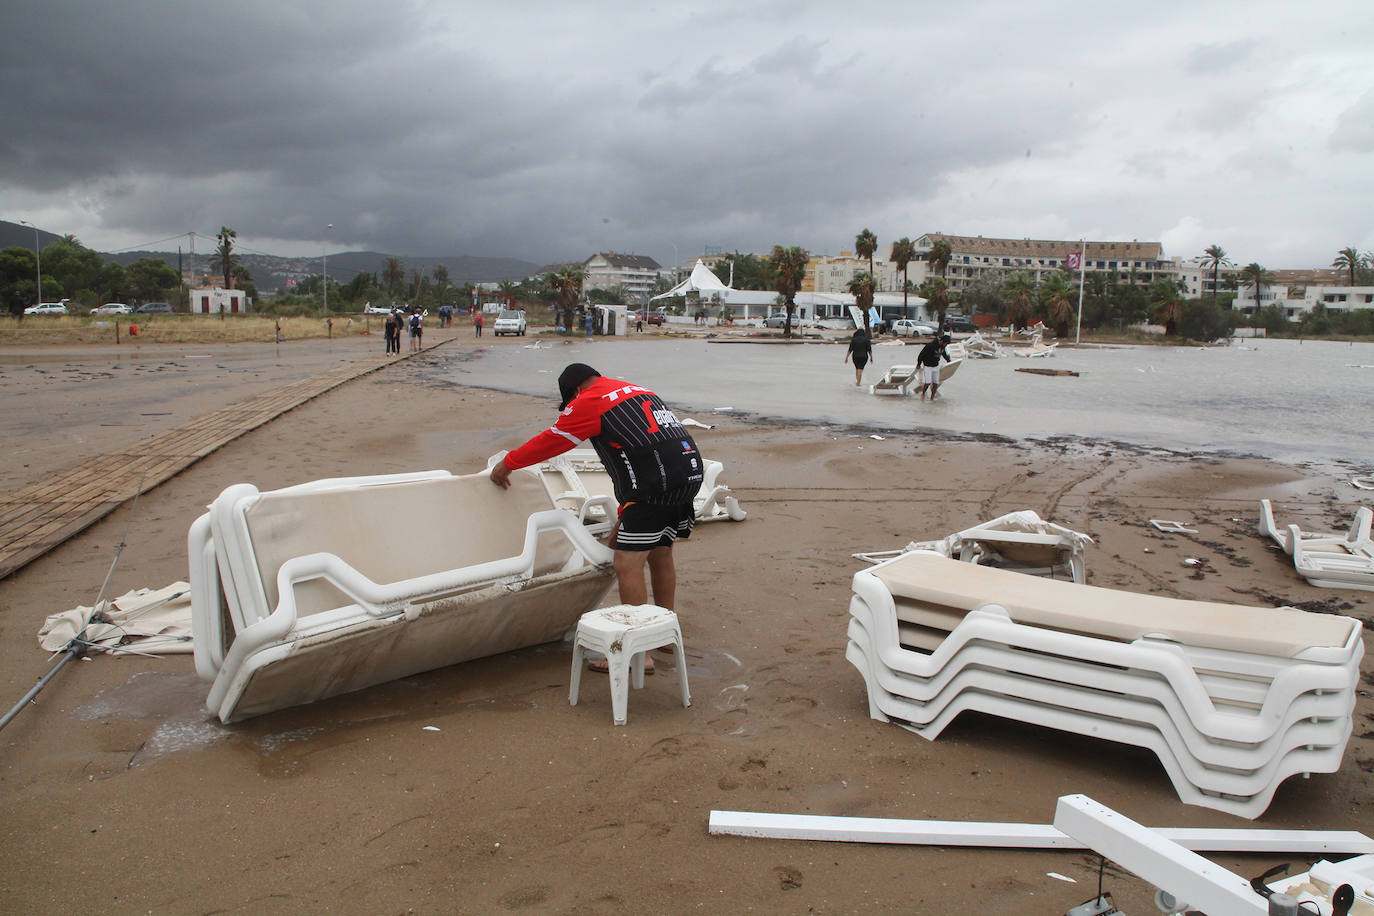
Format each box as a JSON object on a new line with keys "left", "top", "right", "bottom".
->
{"left": 38, "top": 582, "right": 193, "bottom": 655}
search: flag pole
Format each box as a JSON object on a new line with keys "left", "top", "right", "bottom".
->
{"left": 1074, "top": 238, "right": 1086, "bottom": 345}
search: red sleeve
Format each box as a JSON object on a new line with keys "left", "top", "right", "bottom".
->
{"left": 502, "top": 398, "right": 604, "bottom": 470}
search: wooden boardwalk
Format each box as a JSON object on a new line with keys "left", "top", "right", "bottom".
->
{"left": 0, "top": 344, "right": 443, "bottom": 580}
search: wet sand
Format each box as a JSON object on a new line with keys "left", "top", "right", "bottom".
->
{"left": 0, "top": 333, "right": 1370, "bottom": 914}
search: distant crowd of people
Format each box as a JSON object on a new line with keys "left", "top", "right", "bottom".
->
{"left": 382, "top": 306, "right": 426, "bottom": 354}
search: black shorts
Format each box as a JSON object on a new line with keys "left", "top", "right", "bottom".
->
{"left": 613, "top": 501, "right": 695, "bottom": 551}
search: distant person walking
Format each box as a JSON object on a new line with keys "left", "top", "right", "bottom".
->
{"left": 384, "top": 310, "right": 398, "bottom": 354}
{"left": 473, "top": 310, "right": 483, "bottom": 337}
{"left": 844, "top": 329, "right": 873, "bottom": 387}
{"left": 409, "top": 310, "right": 423, "bottom": 352}
{"left": 916, "top": 333, "right": 952, "bottom": 401}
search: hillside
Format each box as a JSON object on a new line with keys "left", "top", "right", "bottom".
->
{"left": 0, "top": 221, "right": 541, "bottom": 291}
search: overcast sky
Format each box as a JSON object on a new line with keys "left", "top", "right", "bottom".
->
{"left": 2, "top": 1, "right": 1371, "bottom": 271}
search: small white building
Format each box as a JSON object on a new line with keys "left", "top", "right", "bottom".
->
{"left": 1305, "top": 285, "right": 1374, "bottom": 314}
{"left": 190, "top": 287, "right": 249, "bottom": 315}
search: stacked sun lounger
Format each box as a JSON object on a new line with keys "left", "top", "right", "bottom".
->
{"left": 845, "top": 551, "right": 1364, "bottom": 818}
{"left": 189, "top": 469, "right": 616, "bottom": 722}
{"left": 869, "top": 365, "right": 919, "bottom": 395}
{"left": 497, "top": 448, "right": 746, "bottom": 538}
{"left": 1259, "top": 498, "right": 1374, "bottom": 592}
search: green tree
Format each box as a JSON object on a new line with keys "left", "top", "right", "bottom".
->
{"left": 1238, "top": 262, "right": 1273, "bottom": 325}
{"left": 1040, "top": 270, "right": 1075, "bottom": 338}
{"left": 127, "top": 257, "right": 180, "bottom": 302}
{"left": 854, "top": 228, "right": 877, "bottom": 279}
{"left": 711, "top": 252, "right": 774, "bottom": 290}
{"left": 770, "top": 245, "right": 809, "bottom": 338}
{"left": 216, "top": 226, "right": 237, "bottom": 289}
{"left": 40, "top": 239, "right": 102, "bottom": 300}
{"left": 0, "top": 246, "right": 39, "bottom": 315}
{"left": 960, "top": 268, "right": 1005, "bottom": 319}
{"left": 1149, "top": 277, "right": 1184, "bottom": 336}
{"left": 1179, "top": 299, "right": 1238, "bottom": 341}
{"left": 1000, "top": 271, "right": 1036, "bottom": 330}
{"left": 918, "top": 277, "right": 950, "bottom": 328}
{"left": 890, "top": 237, "right": 917, "bottom": 313}
{"left": 546, "top": 266, "right": 584, "bottom": 332}
{"left": 1198, "top": 244, "right": 1232, "bottom": 304}
{"left": 847, "top": 272, "right": 876, "bottom": 335}
{"left": 1332, "top": 247, "right": 1368, "bottom": 286}
{"left": 231, "top": 264, "right": 258, "bottom": 303}
{"left": 97, "top": 262, "right": 128, "bottom": 305}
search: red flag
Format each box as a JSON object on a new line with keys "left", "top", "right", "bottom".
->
{"left": 1066, "top": 252, "right": 1082, "bottom": 271}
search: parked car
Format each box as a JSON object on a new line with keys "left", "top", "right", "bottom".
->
{"left": 91, "top": 303, "right": 132, "bottom": 316}
{"left": 891, "top": 319, "right": 938, "bottom": 338}
{"left": 943, "top": 314, "right": 977, "bottom": 333}
{"left": 493, "top": 309, "right": 527, "bottom": 336}
{"left": 637, "top": 310, "right": 666, "bottom": 326}
{"left": 363, "top": 304, "right": 394, "bottom": 315}
{"left": 24, "top": 301, "right": 69, "bottom": 316}
{"left": 135, "top": 302, "right": 174, "bottom": 314}
{"left": 763, "top": 313, "right": 796, "bottom": 329}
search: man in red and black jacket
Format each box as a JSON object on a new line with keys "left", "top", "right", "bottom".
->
{"left": 490, "top": 364, "right": 704, "bottom": 642}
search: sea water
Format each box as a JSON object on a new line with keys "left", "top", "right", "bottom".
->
{"left": 443, "top": 337, "right": 1374, "bottom": 468}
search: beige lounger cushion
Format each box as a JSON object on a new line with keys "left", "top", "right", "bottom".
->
{"left": 871, "top": 552, "right": 1355, "bottom": 657}
{"left": 245, "top": 471, "right": 567, "bottom": 616}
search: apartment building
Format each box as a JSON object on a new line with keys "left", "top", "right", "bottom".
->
{"left": 913, "top": 233, "right": 1183, "bottom": 291}
{"left": 581, "top": 252, "right": 663, "bottom": 300}
{"left": 803, "top": 250, "right": 901, "bottom": 293}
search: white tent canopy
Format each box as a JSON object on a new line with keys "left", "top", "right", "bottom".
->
{"left": 652, "top": 260, "right": 731, "bottom": 301}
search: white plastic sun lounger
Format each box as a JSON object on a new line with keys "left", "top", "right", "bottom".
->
{"left": 869, "top": 365, "right": 919, "bottom": 395}
{"left": 1258, "top": 498, "right": 1372, "bottom": 556}
{"left": 854, "top": 510, "right": 1092, "bottom": 584}
{"left": 189, "top": 469, "right": 615, "bottom": 722}
{"left": 1291, "top": 526, "right": 1374, "bottom": 592}
{"left": 499, "top": 448, "right": 746, "bottom": 533}
{"left": 844, "top": 552, "right": 1363, "bottom": 817}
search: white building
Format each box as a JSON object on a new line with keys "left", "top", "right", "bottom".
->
{"left": 806, "top": 251, "right": 901, "bottom": 294}
{"left": 581, "top": 252, "right": 663, "bottom": 301}
{"left": 189, "top": 287, "right": 249, "bottom": 315}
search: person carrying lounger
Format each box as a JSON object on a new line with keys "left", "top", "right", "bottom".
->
{"left": 916, "top": 333, "right": 952, "bottom": 401}
{"left": 489, "top": 363, "right": 704, "bottom": 673}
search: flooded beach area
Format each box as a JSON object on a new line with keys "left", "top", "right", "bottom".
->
{"left": 442, "top": 335, "right": 1374, "bottom": 471}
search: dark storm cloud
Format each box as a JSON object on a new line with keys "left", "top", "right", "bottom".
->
{"left": 1, "top": 1, "right": 1372, "bottom": 267}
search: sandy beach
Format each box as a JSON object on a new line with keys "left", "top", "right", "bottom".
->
{"left": 0, "top": 331, "right": 1370, "bottom": 914}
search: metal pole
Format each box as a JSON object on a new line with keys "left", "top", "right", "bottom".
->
{"left": 1074, "top": 238, "right": 1086, "bottom": 345}
{"left": 323, "top": 224, "right": 332, "bottom": 317}
{"left": 20, "top": 220, "right": 41, "bottom": 306}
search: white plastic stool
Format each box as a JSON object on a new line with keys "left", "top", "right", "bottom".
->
{"left": 569, "top": 604, "right": 691, "bottom": 725}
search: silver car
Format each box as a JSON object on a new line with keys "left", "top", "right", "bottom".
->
{"left": 91, "top": 303, "right": 132, "bottom": 316}
{"left": 24, "top": 301, "right": 69, "bottom": 316}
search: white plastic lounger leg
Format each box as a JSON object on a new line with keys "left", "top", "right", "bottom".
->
{"left": 1054, "top": 795, "right": 1269, "bottom": 915}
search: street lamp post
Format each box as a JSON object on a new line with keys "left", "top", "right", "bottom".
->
{"left": 19, "top": 220, "right": 41, "bottom": 307}
{"left": 322, "top": 224, "right": 332, "bottom": 316}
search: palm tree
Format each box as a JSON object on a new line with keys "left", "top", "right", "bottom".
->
{"left": 926, "top": 238, "right": 953, "bottom": 286}
{"left": 854, "top": 229, "right": 877, "bottom": 280}
{"left": 1198, "top": 244, "right": 1232, "bottom": 304}
{"left": 1149, "top": 277, "right": 1185, "bottom": 337}
{"left": 216, "top": 226, "right": 237, "bottom": 289}
{"left": 383, "top": 257, "right": 405, "bottom": 295}
{"left": 1333, "top": 247, "right": 1368, "bottom": 286}
{"left": 890, "top": 237, "right": 917, "bottom": 314}
{"left": 1040, "top": 270, "right": 1075, "bottom": 338}
{"left": 770, "top": 245, "right": 809, "bottom": 338}
{"left": 1238, "top": 262, "right": 1273, "bottom": 325}
{"left": 1000, "top": 271, "right": 1036, "bottom": 331}
{"left": 546, "top": 266, "right": 584, "bottom": 332}
{"left": 918, "top": 277, "right": 950, "bottom": 329}
{"left": 848, "top": 272, "right": 876, "bottom": 335}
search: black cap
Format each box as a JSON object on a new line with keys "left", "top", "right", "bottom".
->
{"left": 558, "top": 363, "right": 599, "bottom": 410}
